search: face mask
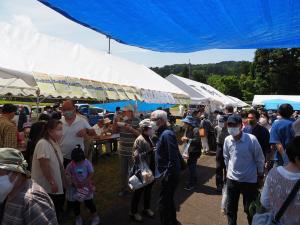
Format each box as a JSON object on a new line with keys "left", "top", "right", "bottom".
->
{"left": 146, "top": 129, "right": 154, "bottom": 137}
{"left": 64, "top": 110, "right": 74, "bottom": 119}
{"left": 0, "top": 174, "right": 14, "bottom": 203}
{"left": 218, "top": 122, "right": 224, "bottom": 128}
{"left": 259, "top": 117, "right": 267, "bottom": 125}
{"left": 55, "top": 130, "right": 63, "bottom": 139}
{"left": 123, "top": 116, "right": 129, "bottom": 121}
{"left": 228, "top": 127, "right": 240, "bottom": 137}
{"left": 248, "top": 119, "right": 256, "bottom": 126}
{"left": 150, "top": 121, "right": 158, "bottom": 131}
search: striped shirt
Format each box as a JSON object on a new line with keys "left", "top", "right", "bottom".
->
{"left": 1, "top": 179, "right": 58, "bottom": 225}
{"left": 118, "top": 117, "right": 140, "bottom": 157}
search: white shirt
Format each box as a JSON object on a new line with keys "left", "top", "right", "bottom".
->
{"left": 60, "top": 115, "right": 91, "bottom": 159}
{"left": 31, "top": 139, "right": 64, "bottom": 194}
{"left": 93, "top": 124, "right": 104, "bottom": 136}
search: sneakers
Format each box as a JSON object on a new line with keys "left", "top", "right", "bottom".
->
{"left": 91, "top": 216, "right": 101, "bottom": 225}
{"left": 143, "top": 209, "right": 154, "bottom": 218}
{"left": 184, "top": 185, "right": 195, "bottom": 191}
{"left": 75, "top": 216, "right": 83, "bottom": 225}
{"left": 132, "top": 213, "right": 143, "bottom": 222}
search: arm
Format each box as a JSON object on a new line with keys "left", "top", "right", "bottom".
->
{"left": 165, "top": 131, "right": 181, "bottom": 172}
{"left": 189, "top": 127, "right": 201, "bottom": 145}
{"left": 260, "top": 175, "right": 271, "bottom": 209}
{"left": 253, "top": 138, "right": 265, "bottom": 176}
{"left": 124, "top": 123, "right": 140, "bottom": 137}
{"left": 39, "top": 158, "right": 58, "bottom": 193}
{"left": 223, "top": 139, "right": 230, "bottom": 169}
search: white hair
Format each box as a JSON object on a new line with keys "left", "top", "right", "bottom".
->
{"left": 151, "top": 110, "right": 168, "bottom": 122}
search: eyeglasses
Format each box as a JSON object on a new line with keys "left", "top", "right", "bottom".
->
{"left": 151, "top": 118, "right": 160, "bottom": 122}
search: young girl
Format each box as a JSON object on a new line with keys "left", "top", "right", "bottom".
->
{"left": 66, "top": 145, "right": 100, "bottom": 225}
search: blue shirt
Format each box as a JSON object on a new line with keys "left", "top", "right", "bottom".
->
{"left": 155, "top": 126, "right": 181, "bottom": 177}
{"left": 223, "top": 132, "right": 265, "bottom": 183}
{"left": 270, "top": 118, "right": 294, "bottom": 163}
{"left": 270, "top": 118, "right": 294, "bottom": 149}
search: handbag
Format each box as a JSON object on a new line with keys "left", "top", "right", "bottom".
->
{"left": 128, "top": 154, "right": 154, "bottom": 190}
{"left": 252, "top": 179, "right": 300, "bottom": 225}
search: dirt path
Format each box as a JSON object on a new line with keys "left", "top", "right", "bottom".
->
{"left": 101, "top": 154, "right": 248, "bottom": 225}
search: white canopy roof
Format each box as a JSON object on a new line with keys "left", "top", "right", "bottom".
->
{"left": 166, "top": 74, "right": 236, "bottom": 106}
{"left": 227, "top": 95, "right": 249, "bottom": 107}
{"left": 252, "top": 95, "right": 300, "bottom": 106}
{"left": 0, "top": 21, "right": 187, "bottom": 97}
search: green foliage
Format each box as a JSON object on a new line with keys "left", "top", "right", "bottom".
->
{"left": 151, "top": 48, "right": 300, "bottom": 101}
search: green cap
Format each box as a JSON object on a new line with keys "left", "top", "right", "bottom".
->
{"left": 0, "top": 148, "right": 30, "bottom": 177}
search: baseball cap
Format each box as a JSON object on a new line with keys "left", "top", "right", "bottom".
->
{"left": 227, "top": 115, "right": 242, "bottom": 125}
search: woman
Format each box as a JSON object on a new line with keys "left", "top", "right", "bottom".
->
{"left": 260, "top": 136, "right": 300, "bottom": 225}
{"left": 31, "top": 119, "right": 65, "bottom": 220}
{"left": 259, "top": 111, "right": 272, "bottom": 131}
{"left": 130, "top": 119, "right": 155, "bottom": 222}
{"left": 181, "top": 115, "right": 202, "bottom": 191}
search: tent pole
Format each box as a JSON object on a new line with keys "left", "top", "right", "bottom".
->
{"left": 108, "top": 36, "right": 111, "bottom": 54}
{"left": 36, "top": 89, "right": 40, "bottom": 118}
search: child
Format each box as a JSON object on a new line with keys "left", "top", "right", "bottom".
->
{"left": 66, "top": 145, "right": 100, "bottom": 225}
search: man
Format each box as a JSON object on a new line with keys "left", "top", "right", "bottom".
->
{"left": 113, "top": 104, "right": 140, "bottom": 196}
{"left": 223, "top": 115, "right": 265, "bottom": 225}
{"left": 270, "top": 104, "right": 295, "bottom": 166}
{"left": 60, "top": 100, "right": 96, "bottom": 167}
{"left": 198, "top": 113, "right": 213, "bottom": 154}
{"left": 214, "top": 115, "right": 229, "bottom": 191}
{"left": 225, "top": 105, "right": 234, "bottom": 116}
{"left": 0, "top": 104, "right": 18, "bottom": 148}
{"left": 0, "top": 148, "right": 58, "bottom": 224}
{"left": 244, "top": 109, "right": 270, "bottom": 161}
{"left": 151, "top": 110, "right": 182, "bottom": 225}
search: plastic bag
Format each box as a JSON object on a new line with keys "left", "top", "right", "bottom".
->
{"left": 182, "top": 140, "right": 191, "bottom": 159}
{"left": 128, "top": 156, "right": 154, "bottom": 190}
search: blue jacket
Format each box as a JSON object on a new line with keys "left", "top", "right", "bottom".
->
{"left": 155, "top": 125, "right": 182, "bottom": 177}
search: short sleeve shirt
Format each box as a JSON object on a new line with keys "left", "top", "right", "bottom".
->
{"left": 66, "top": 159, "right": 94, "bottom": 183}
{"left": 270, "top": 118, "right": 294, "bottom": 149}
{"left": 60, "top": 115, "right": 91, "bottom": 159}
{"left": 31, "top": 139, "right": 64, "bottom": 194}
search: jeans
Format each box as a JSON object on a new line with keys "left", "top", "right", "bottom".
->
{"left": 216, "top": 145, "right": 226, "bottom": 188}
{"left": 131, "top": 182, "right": 154, "bottom": 214}
{"left": 159, "top": 173, "right": 179, "bottom": 225}
{"left": 226, "top": 179, "right": 258, "bottom": 225}
{"left": 187, "top": 153, "right": 199, "bottom": 186}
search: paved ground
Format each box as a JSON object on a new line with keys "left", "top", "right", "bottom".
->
{"left": 101, "top": 154, "right": 248, "bottom": 225}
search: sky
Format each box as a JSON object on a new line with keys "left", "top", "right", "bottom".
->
{"left": 0, "top": 0, "right": 256, "bottom": 67}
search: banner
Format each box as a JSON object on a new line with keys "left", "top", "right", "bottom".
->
{"left": 103, "top": 83, "right": 119, "bottom": 100}
{"left": 33, "top": 72, "right": 57, "bottom": 97}
{"left": 67, "top": 77, "right": 84, "bottom": 98}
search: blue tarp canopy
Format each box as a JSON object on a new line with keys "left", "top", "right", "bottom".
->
{"left": 39, "top": 0, "right": 300, "bottom": 52}
{"left": 93, "top": 100, "right": 174, "bottom": 112}
{"left": 263, "top": 99, "right": 300, "bottom": 110}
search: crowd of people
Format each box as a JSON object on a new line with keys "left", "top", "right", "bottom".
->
{"left": 0, "top": 101, "right": 300, "bottom": 225}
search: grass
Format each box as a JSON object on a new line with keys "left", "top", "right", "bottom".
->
{"left": 0, "top": 99, "right": 50, "bottom": 106}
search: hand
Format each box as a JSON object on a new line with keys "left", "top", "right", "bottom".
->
{"left": 50, "top": 181, "right": 58, "bottom": 193}
{"left": 181, "top": 136, "right": 188, "bottom": 142}
{"left": 76, "top": 129, "right": 87, "bottom": 137}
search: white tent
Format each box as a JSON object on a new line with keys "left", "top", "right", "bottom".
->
{"left": 252, "top": 95, "right": 300, "bottom": 106}
{"left": 165, "top": 74, "right": 236, "bottom": 109}
{"left": 227, "top": 95, "right": 249, "bottom": 107}
{"left": 0, "top": 21, "right": 188, "bottom": 102}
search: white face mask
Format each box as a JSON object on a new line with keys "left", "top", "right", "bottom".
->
{"left": 228, "top": 127, "right": 240, "bottom": 137}
{"left": 150, "top": 121, "right": 158, "bottom": 131}
{"left": 0, "top": 174, "right": 15, "bottom": 203}
{"left": 123, "top": 116, "right": 129, "bottom": 121}
{"left": 259, "top": 117, "right": 267, "bottom": 125}
{"left": 218, "top": 122, "right": 225, "bottom": 128}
